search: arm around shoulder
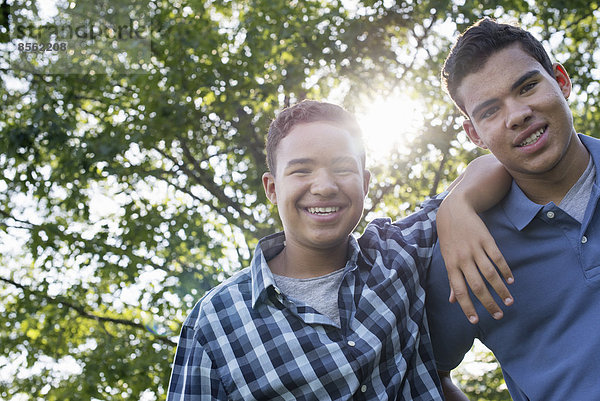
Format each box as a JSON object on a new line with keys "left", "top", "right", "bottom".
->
{"left": 445, "top": 154, "right": 511, "bottom": 212}
{"left": 437, "top": 154, "right": 514, "bottom": 323}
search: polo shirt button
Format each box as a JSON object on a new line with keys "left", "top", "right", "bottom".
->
{"left": 361, "top": 385, "right": 367, "bottom": 393}
{"left": 347, "top": 340, "right": 356, "bottom": 347}
{"left": 582, "top": 236, "right": 588, "bottom": 244}
{"left": 546, "top": 211, "right": 555, "bottom": 219}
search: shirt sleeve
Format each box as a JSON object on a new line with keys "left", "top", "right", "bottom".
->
{"left": 359, "top": 191, "right": 448, "bottom": 278}
{"left": 425, "top": 241, "right": 478, "bottom": 372}
{"left": 167, "top": 322, "right": 228, "bottom": 400}
{"left": 392, "top": 191, "right": 448, "bottom": 250}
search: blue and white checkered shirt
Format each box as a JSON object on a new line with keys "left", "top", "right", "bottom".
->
{"left": 167, "top": 196, "right": 444, "bottom": 400}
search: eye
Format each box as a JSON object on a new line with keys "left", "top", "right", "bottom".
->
{"left": 520, "top": 81, "right": 537, "bottom": 94}
{"left": 480, "top": 106, "right": 499, "bottom": 120}
{"left": 290, "top": 168, "right": 310, "bottom": 175}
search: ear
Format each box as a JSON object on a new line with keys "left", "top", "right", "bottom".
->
{"left": 553, "top": 63, "right": 572, "bottom": 99}
{"left": 463, "top": 120, "right": 488, "bottom": 149}
{"left": 363, "top": 169, "right": 371, "bottom": 196}
{"left": 262, "top": 172, "right": 277, "bottom": 205}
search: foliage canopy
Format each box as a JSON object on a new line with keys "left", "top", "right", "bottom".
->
{"left": 1, "top": 0, "right": 599, "bottom": 399}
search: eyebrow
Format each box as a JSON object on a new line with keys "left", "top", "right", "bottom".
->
{"left": 283, "top": 156, "right": 359, "bottom": 169}
{"left": 284, "top": 158, "right": 313, "bottom": 168}
{"left": 470, "top": 70, "right": 541, "bottom": 119}
{"left": 510, "top": 69, "right": 541, "bottom": 91}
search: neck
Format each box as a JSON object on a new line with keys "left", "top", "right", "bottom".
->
{"left": 269, "top": 238, "right": 349, "bottom": 279}
{"left": 513, "top": 135, "right": 590, "bottom": 205}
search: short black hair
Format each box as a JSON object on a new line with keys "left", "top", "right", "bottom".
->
{"left": 266, "top": 100, "right": 365, "bottom": 175}
{"left": 442, "top": 18, "right": 554, "bottom": 115}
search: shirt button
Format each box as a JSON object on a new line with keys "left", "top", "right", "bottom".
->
{"left": 347, "top": 340, "right": 356, "bottom": 347}
{"left": 361, "top": 385, "right": 367, "bottom": 393}
{"left": 582, "top": 236, "right": 588, "bottom": 244}
{"left": 546, "top": 211, "right": 555, "bottom": 219}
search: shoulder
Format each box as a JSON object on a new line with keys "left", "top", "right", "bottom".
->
{"left": 580, "top": 133, "right": 600, "bottom": 161}
{"left": 357, "top": 214, "right": 437, "bottom": 281}
{"left": 359, "top": 217, "right": 403, "bottom": 257}
{"left": 361, "top": 217, "right": 394, "bottom": 239}
{"left": 580, "top": 132, "right": 600, "bottom": 147}
{"left": 361, "top": 194, "right": 443, "bottom": 241}
{"left": 359, "top": 207, "right": 437, "bottom": 252}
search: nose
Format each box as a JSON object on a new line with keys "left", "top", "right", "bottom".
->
{"left": 310, "top": 169, "right": 338, "bottom": 197}
{"left": 505, "top": 99, "right": 532, "bottom": 130}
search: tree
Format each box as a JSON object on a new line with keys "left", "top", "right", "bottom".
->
{"left": 1, "top": 0, "right": 599, "bottom": 399}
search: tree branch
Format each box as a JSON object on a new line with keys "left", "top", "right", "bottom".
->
{"left": 561, "top": 6, "right": 598, "bottom": 33}
{"left": 430, "top": 149, "right": 448, "bottom": 198}
{"left": 0, "top": 208, "right": 35, "bottom": 228}
{"left": 155, "top": 143, "right": 260, "bottom": 228}
{"left": 0, "top": 275, "right": 176, "bottom": 346}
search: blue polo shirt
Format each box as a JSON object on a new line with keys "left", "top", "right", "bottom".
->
{"left": 425, "top": 134, "right": 600, "bottom": 401}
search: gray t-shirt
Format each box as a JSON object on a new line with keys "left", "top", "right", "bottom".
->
{"left": 559, "top": 156, "right": 595, "bottom": 223}
{"left": 273, "top": 268, "right": 345, "bottom": 327}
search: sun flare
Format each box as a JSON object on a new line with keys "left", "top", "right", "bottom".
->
{"left": 356, "top": 96, "right": 425, "bottom": 165}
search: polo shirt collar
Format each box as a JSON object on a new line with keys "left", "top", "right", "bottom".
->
{"left": 502, "top": 181, "right": 545, "bottom": 231}
{"left": 503, "top": 133, "right": 600, "bottom": 231}
{"left": 250, "top": 232, "right": 362, "bottom": 308}
{"left": 578, "top": 133, "right": 600, "bottom": 224}
{"left": 580, "top": 133, "right": 600, "bottom": 188}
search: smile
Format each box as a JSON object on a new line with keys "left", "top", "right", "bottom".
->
{"left": 518, "top": 127, "right": 546, "bottom": 147}
{"left": 307, "top": 206, "right": 340, "bottom": 215}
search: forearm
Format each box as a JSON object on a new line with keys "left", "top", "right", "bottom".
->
{"left": 445, "top": 154, "right": 511, "bottom": 213}
{"left": 439, "top": 371, "right": 470, "bottom": 401}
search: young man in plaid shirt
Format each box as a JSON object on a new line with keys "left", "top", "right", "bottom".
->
{"left": 167, "top": 100, "right": 510, "bottom": 400}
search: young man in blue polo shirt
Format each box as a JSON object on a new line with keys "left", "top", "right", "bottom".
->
{"left": 426, "top": 18, "right": 600, "bottom": 401}
{"left": 167, "top": 100, "right": 511, "bottom": 400}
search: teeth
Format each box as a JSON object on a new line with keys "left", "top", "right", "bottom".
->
{"left": 519, "top": 127, "right": 545, "bottom": 147}
{"left": 308, "top": 206, "right": 339, "bottom": 215}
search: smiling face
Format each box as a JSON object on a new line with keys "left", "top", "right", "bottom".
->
{"left": 458, "top": 44, "right": 580, "bottom": 181}
{"left": 262, "top": 121, "right": 370, "bottom": 253}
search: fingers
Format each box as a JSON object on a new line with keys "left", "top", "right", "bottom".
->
{"left": 475, "top": 248, "right": 514, "bottom": 308}
{"left": 436, "top": 201, "right": 515, "bottom": 324}
{"left": 462, "top": 258, "right": 505, "bottom": 320}
{"left": 485, "top": 241, "right": 514, "bottom": 284}
{"left": 445, "top": 244, "right": 515, "bottom": 324}
{"left": 447, "top": 269, "right": 479, "bottom": 324}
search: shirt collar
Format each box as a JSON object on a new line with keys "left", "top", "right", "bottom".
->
{"left": 251, "top": 232, "right": 285, "bottom": 308}
{"left": 501, "top": 181, "right": 545, "bottom": 231}
{"left": 250, "top": 232, "right": 362, "bottom": 308}
{"left": 580, "top": 133, "right": 600, "bottom": 188}
{"left": 503, "top": 133, "right": 600, "bottom": 231}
